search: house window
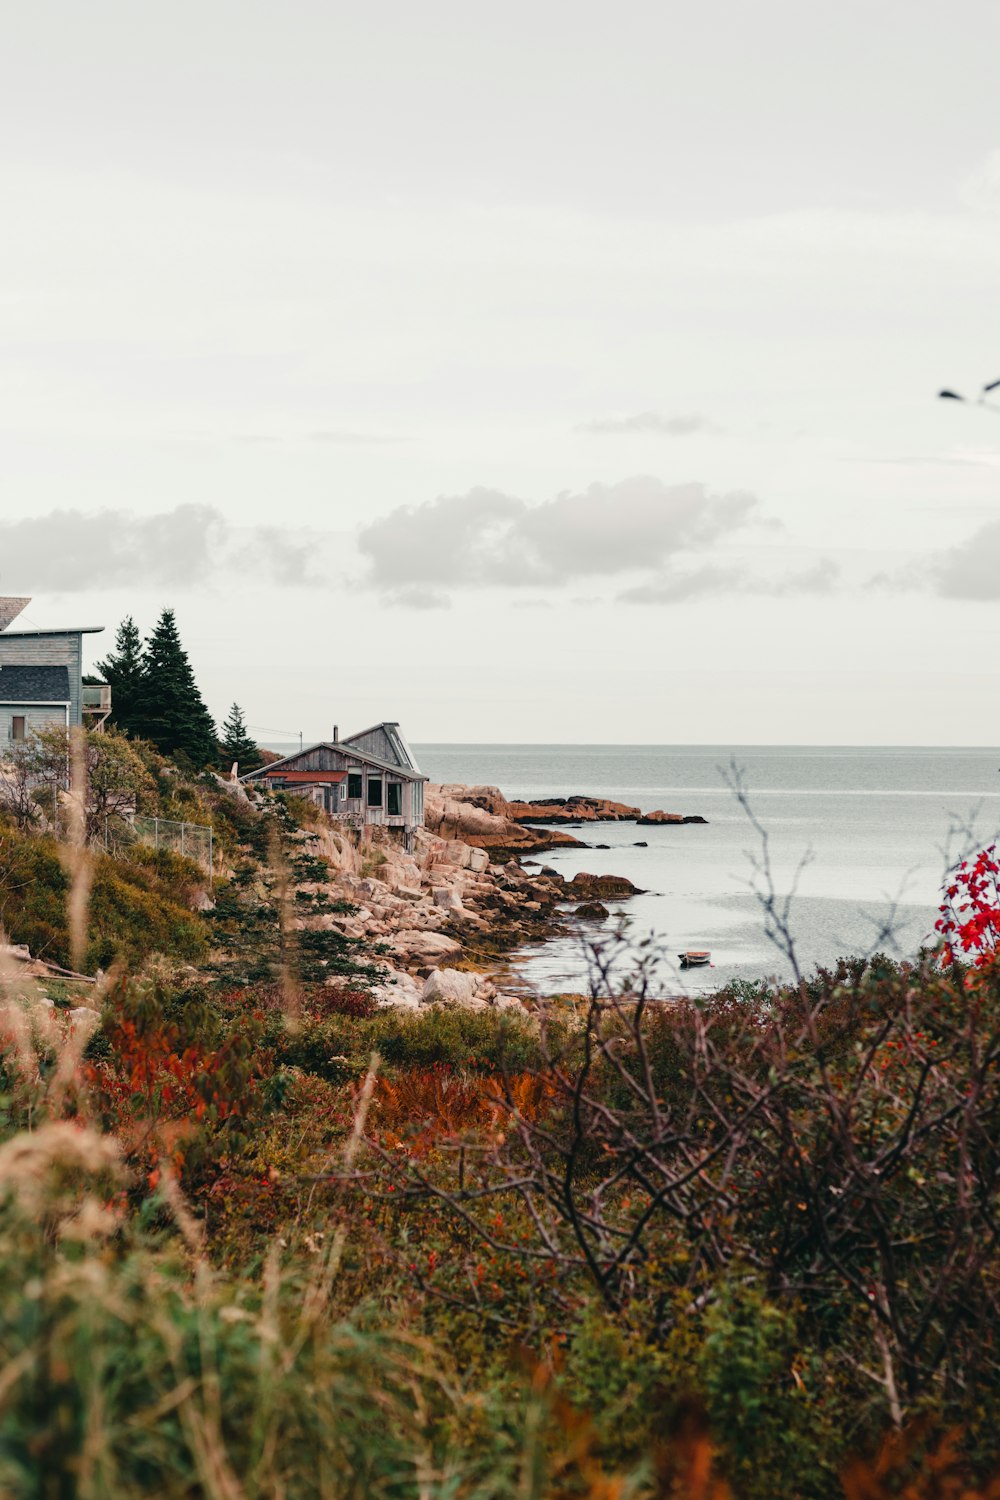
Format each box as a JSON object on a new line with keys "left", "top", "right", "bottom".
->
{"left": 367, "top": 776, "right": 383, "bottom": 808}
{"left": 10, "top": 716, "right": 25, "bottom": 742}
{"left": 347, "top": 772, "right": 362, "bottom": 800}
{"left": 387, "top": 782, "right": 402, "bottom": 817}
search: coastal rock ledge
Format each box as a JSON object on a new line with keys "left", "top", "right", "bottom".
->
{"left": 426, "top": 785, "right": 706, "bottom": 849}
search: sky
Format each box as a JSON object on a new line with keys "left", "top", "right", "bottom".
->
{"left": 2, "top": 0, "right": 999, "bottom": 745}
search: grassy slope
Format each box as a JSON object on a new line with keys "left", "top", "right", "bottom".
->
{"left": 0, "top": 752, "right": 997, "bottom": 1497}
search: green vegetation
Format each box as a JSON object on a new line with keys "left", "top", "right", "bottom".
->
{"left": 137, "top": 607, "right": 219, "bottom": 766}
{"left": 95, "top": 615, "right": 147, "bottom": 739}
{"left": 219, "top": 701, "right": 264, "bottom": 773}
{"left": 98, "top": 608, "right": 264, "bottom": 771}
{"left": 0, "top": 752, "right": 998, "bottom": 1496}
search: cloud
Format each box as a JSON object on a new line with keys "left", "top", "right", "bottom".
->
{"left": 0, "top": 505, "right": 321, "bottom": 591}
{"left": 870, "top": 523, "right": 1000, "bottom": 600}
{"left": 770, "top": 559, "right": 840, "bottom": 597}
{"left": 619, "top": 557, "right": 840, "bottom": 605}
{"left": 576, "top": 411, "right": 711, "bottom": 436}
{"left": 935, "top": 519, "right": 1000, "bottom": 599}
{"left": 357, "top": 478, "right": 758, "bottom": 595}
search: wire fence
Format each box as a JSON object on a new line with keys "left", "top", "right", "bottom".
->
{"left": 105, "top": 815, "right": 214, "bottom": 880}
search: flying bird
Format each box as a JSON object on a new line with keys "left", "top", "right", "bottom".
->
{"left": 938, "top": 378, "right": 1000, "bottom": 405}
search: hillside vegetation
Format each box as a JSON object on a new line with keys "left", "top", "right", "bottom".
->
{"left": 0, "top": 746, "right": 998, "bottom": 1497}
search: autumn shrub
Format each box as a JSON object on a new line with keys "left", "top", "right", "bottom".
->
{"left": 374, "top": 1063, "right": 551, "bottom": 1157}
{"left": 0, "top": 821, "right": 208, "bottom": 972}
{"left": 85, "top": 972, "right": 263, "bottom": 1188}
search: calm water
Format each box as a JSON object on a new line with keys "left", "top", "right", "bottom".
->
{"left": 413, "top": 745, "right": 1000, "bottom": 995}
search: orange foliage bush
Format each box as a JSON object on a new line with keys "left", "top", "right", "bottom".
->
{"left": 376, "top": 1062, "right": 551, "bottom": 1156}
{"left": 86, "top": 1009, "right": 259, "bottom": 1178}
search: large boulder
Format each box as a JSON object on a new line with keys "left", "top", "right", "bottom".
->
{"left": 389, "top": 929, "right": 463, "bottom": 966}
{"left": 421, "top": 968, "right": 491, "bottom": 1008}
{"left": 372, "top": 967, "right": 424, "bottom": 1010}
{"left": 421, "top": 968, "right": 524, "bottom": 1012}
{"left": 575, "top": 901, "right": 610, "bottom": 921}
{"left": 563, "top": 872, "right": 640, "bottom": 901}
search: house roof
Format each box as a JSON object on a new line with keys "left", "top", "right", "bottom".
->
{"left": 0, "top": 598, "right": 31, "bottom": 631}
{"left": 242, "top": 739, "right": 428, "bottom": 784}
{"left": 340, "top": 721, "right": 422, "bottom": 773}
{"left": 0, "top": 665, "right": 71, "bottom": 703}
{"left": 259, "top": 769, "right": 347, "bottom": 785}
{"left": 0, "top": 627, "right": 104, "bottom": 637}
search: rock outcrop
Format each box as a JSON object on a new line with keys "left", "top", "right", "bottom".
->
{"left": 636, "top": 810, "right": 708, "bottom": 825}
{"left": 563, "top": 872, "right": 641, "bottom": 901}
{"left": 425, "top": 786, "right": 584, "bottom": 853}
{"left": 427, "top": 785, "right": 706, "bottom": 836}
{"left": 506, "top": 796, "right": 642, "bottom": 824}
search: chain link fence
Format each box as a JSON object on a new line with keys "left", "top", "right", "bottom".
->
{"left": 105, "top": 815, "right": 214, "bottom": 880}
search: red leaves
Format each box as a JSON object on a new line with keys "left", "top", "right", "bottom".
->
{"left": 937, "top": 845, "right": 1000, "bottom": 971}
{"left": 86, "top": 1011, "right": 257, "bottom": 1166}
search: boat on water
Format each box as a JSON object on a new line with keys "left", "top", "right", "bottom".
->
{"left": 678, "top": 950, "right": 711, "bottom": 968}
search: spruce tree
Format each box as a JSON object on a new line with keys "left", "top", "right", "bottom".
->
{"left": 138, "top": 608, "right": 218, "bottom": 766}
{"left": 95, "top": 616, "right": 149, "bottom": 738}
{"left": 219, "top": 703, "right": 263, "bottom": 773}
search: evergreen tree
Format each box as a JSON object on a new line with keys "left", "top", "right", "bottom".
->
{"left": 95, "top": 616, "right": 149, "bottom": 738}
{"left": 218, "top": 703, "right": 263, "bottom": 773}
{"left": 138, "top": 608, "right": 218, "bottom": 766}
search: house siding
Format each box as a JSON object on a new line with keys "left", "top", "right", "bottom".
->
{"left": 341, "top": 726, "right": 397, "bottom": 764}
{"left": 0, "top": 633, "right": 85, "bottom": 725}
{"left": 0, "top": 704, "right": 69, "bottom": 741}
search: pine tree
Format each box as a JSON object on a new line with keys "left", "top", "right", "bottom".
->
{"left": 219, "top": 703, "right": 263, "bottom": 774}
{"left": 138, "top": 608, "right": 218, "bottom": 766}
{"left": 95, "top": 616, "right": 149, "bottom": 738}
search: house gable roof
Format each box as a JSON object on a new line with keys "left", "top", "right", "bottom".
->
{"left": 0, "top": 665, "right": 71, "bottom": 703}
{"left": 340, "top": 721, "right": 422, "bottom": 773}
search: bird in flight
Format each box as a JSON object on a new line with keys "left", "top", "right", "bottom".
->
{"left": 939, "top": 377, "right": 1000, "bottom": 404}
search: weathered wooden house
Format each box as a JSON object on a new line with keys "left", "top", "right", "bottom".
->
{"left": 241, "top": 722, "right": 427, "bottom": 848}
{"left": 0, "top": 597, "right": 111, "bottom": 743}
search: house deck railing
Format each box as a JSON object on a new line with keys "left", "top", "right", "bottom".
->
{"left": 81, "top": 684, "right": 112, "bottom": 714}
{"left": 336, "top": 807, "right": 407, "bottom": 830}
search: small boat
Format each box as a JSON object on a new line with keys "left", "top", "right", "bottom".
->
{"left": 678, "top": 950, "right": 711, "bottom": 968}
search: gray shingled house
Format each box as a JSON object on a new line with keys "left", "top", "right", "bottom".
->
{"left": 241, "top": 722, "right": 427, "bottom": 849}
{"left": 0, "top": 597, "right": 110, "bottom": 743}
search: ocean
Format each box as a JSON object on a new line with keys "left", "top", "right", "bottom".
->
{"left": 413, "top": 745, "right": 1000, "bottom": 995}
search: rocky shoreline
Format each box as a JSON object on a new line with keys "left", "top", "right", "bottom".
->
{"left": 287, "top": 782, "right": 705, "bottom": 1012}
{"left": 427, "top": 784, "right": 706, "bottom": 852}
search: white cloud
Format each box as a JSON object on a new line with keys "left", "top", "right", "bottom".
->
{"left": 356, "top": 477, "right": 759, "bottom": 597}
{"left": 935, "top": 519, "right": 1000, "bottom": 599}
{"left": 619, "top": 558, "right": 839, "bottom": 605}
{"left": 0, "top": 505, "right": 321, "bottom": 591}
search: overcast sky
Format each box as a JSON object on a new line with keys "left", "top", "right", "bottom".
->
{"left": 2, "top": 1, "right": 999, "bottom": 744}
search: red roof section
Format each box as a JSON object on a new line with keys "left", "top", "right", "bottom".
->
{"left": 263, "top": 769, "right": 347, "bottom": 784}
